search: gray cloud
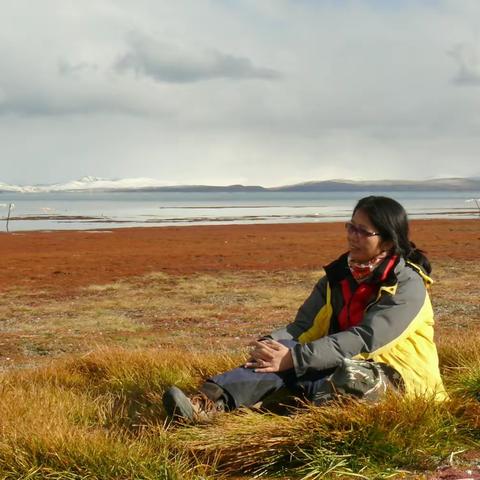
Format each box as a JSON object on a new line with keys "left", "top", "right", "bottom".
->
{"left": 0, "top": 60, "right": 158, "bottom": 117}
{"left": 0, "top": 98, "right": 144, "bottom": 117}
{"left": 0, "top": 83, "right": 149, "bottom": 117}
{"left": 448, "top": 43, "right": 480, "bottom": 86}
{"left": 114, "top": 32, "right": 281, "bottom": 83}
{"left": 58, "top": 59, "right": 99, "bottom": 77}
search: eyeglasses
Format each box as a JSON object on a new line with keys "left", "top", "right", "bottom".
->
{"left": 345, "top": 222, "right": 380, "bottom": 238}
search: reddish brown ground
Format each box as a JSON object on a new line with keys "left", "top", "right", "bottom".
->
{"left": 0, "top": 219, "right": 478, "bottom": 297}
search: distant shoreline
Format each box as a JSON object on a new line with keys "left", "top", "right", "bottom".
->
{"left": 1, "top": 208, "right": 478, "bottom": 233}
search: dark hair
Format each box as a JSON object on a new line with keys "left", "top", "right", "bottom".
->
{"left": 353, "top": 196, "right": 431, "bottom": 274}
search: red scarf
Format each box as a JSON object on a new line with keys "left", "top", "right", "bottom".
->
{"left": 347, "top": 251, "right": 388, "bottom": 283}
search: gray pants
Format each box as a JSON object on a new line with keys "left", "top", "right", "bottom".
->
{"left": 204, "top": 340, "right": 403, "bottom": 409}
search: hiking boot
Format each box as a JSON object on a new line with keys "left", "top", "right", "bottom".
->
{"left": 163, "top": 386, "right": 225, "bottom": 423}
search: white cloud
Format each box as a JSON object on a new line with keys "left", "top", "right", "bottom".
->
{"left": 1, "top": 0, "right": 480, "bottom": 185}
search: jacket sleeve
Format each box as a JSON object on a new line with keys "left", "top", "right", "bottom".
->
{"left": 290, "top": 268, "right": 428, "bottom": 377}
{"left": 268, "top": 275, "right": 330, "bottom": 341}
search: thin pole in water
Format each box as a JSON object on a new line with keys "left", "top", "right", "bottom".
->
{"left": 6, "top": 202, "right": 14, "bottom": 232}
{"left": 466, "top": 198, "right": 480, "bottom": 217}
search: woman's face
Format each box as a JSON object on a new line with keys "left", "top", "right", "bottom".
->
{"left": 347, "top": 209, "right": 392, "bottom": 262}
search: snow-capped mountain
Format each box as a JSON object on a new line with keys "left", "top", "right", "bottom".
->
{"left": 0, "top": 176, "right": 479, "bottom": 193}
{"left": 0, "top": 176, "right": 174, "bottom": 193}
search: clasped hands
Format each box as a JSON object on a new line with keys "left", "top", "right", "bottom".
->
{"left": 244, "top": 339, "right": 294, "bottom": 373}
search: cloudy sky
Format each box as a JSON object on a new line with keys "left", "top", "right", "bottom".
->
{"left": 1, "top": 0, "right": 480, "bottom": 186}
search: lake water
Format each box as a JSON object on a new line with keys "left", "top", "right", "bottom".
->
{"left": 0, "top": 191, "right": 478, "bottom": 232}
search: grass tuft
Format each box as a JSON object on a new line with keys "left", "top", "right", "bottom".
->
{"left": 0, "top": 347, "right": 239, "bottom": 479}
{"left": 0, "top": 343, "right": 480, "bottom": 479}
{"left": 173, "top": 395, "right": 474, "bottom": 478}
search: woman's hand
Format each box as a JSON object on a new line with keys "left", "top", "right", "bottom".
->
{"left": 244, "top": 339, "right": 294, "bottom": 373}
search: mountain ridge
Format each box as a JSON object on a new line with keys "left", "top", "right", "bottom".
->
{"left": 0, "top": 176, "right": 479, "bottom": 193}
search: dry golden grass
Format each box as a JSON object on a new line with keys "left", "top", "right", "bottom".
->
{"left": 0, "top": 259, "right": 479, "bottom": 478}
{"left": 0, "top": 348, "right": 242, "bottom": 479}
{"left": 0, "top": 344, "right": 478, "bottom": 479}
{"left": 171, "top": 394, "right": 479, "bottom": 478}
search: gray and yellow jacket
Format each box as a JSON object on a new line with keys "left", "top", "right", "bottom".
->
{"left": 269, "top": 253, "right": 447, "bottom": 401}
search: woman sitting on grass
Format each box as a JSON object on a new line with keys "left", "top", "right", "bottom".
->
{"left": 163, "top": 196, "right": 447, "bottom": 422}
